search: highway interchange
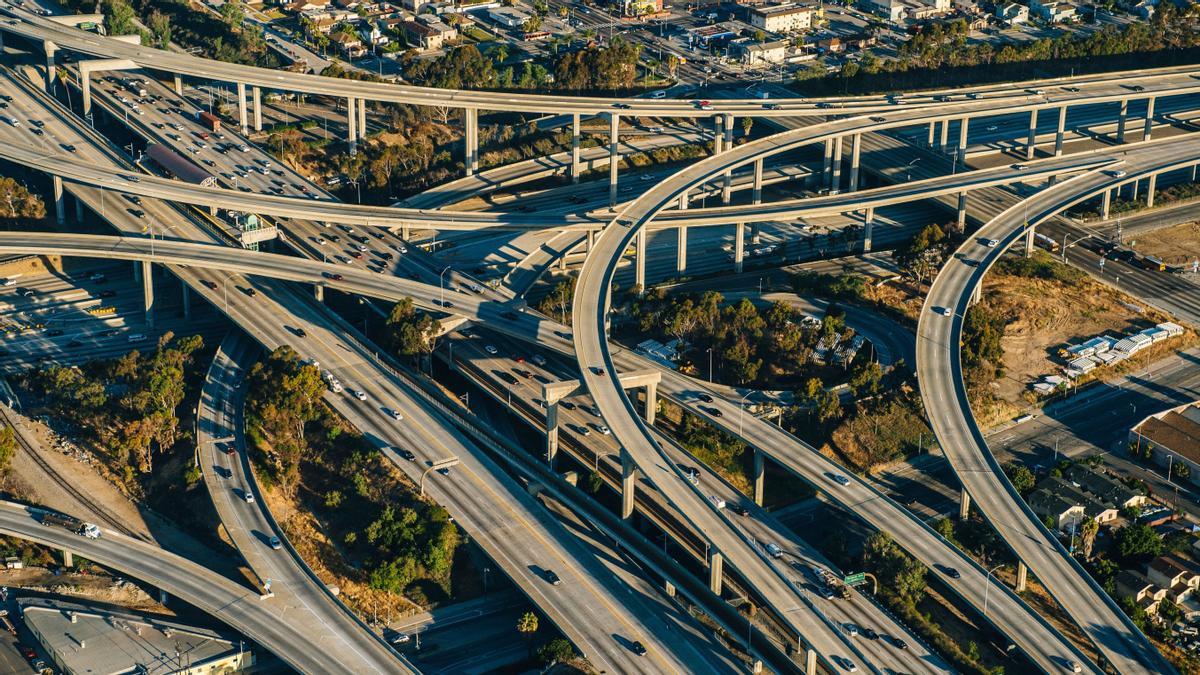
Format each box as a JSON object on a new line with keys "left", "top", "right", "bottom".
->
{"left": 0, "top": 4, "right": 1197, "bottom": 673}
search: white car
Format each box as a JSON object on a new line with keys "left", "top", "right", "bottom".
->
{"left": 832, "top": 474, "right": 851, "bottom": 486}
{"left": 484, "top": 345, "right": 498, "bottom": 355}
{"left": 355, "top": 244, "right": 368, "bottom": 252}
{"left": 597, "top": 425, "right": 611, "bottom": 435}
{"left": 238, "top": 144, "right": 250, "bottom": 152}
{"left": 709, "top": 495, "right": 726, "bottom": 509}
{"left": 1106, "top": 169, "right": 1127, "bottom": 178}
{"left": 390, "top": 409, "right": 403, "bottom": 421}
{"left": 985, "top": 239, "right": 999, "bottom": 248}
{"left": 243, "top": 491, "right": 255, "bottom": 503}
{"left": 937, "top": 307, "right": 953, "bottom": 317}
{"left": 352, "top": 390, "right": 367, "bottom": 401}
{"left": 315, "top": 237, "right": 326, "bottom": 245}
{"left": 844, "top": 623, "right": 858, "bottom": 637}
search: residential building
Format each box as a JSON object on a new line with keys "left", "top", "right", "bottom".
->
{"left": 404, "top": 16, "right": 457, "bottom": 49}
{"left": 486, "top": 6, "right": 529, "bottom": 27}
{"left": 359, "top": 20, "right": 389, "bottom": 46}
{"left": 995, "top": 2, "right": 1029, "bottom": 24}
{"left": 330, "top": 30, "right": 367, "bottom": 57}
{"left": 1147, "top": 555, "right": 1200, "bottom": 603}
{"left": 621, "top": 0, "right": 663, "bottom": 16}
{"left": 20, "top": 596, "right": 254, "bottom": 675}
{"left": 1063, "top": 464, "right": 1147, "bottom": 511}
{"left": 748, "top": 2, "right": 815, "bottom": 32}
{"left": 1130, "top": 401, "right": 1200, "bottom": 486}
{"left": 1029, "top": 0, "right": 1078, "bottom": 21}
{"left": 1116, "top": 569, "right": 1165, "bottom": 615}
{"left": 733, "top": 37, "right": 788, "bottom": 64}
{"left": 1028, "top": 476, "right": 1119, "bottom": 531}
{"left": 1029, "top": 488, "right": 1085, "bottom": 532}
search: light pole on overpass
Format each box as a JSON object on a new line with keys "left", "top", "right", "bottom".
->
{"left": 439, "top": 265, "right": 452, "bottom": 307}
{"left": 420, "top": 456, "right": 459, "bottom": 497}
{"left": 738, "top": 391, "right": 752, "bottom": 437}
{"left": 983, "top": 563, "right": 1004, "bottom": 618}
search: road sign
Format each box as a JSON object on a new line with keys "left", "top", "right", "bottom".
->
{"left": 843, "top": 572, "right": 866, "bottom": 586}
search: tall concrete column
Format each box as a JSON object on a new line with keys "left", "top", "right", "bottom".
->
{"left": 848, "top": 133, "right": 862, "bottom": 192}
{"left": 938, "top": 118, "right": 950, "bottom": 154}
{"left": 713, "top": 115, "right": 724, "bottom": 155}
{"left": 74, "top": 195, "right": 84, "bottom": 222}
{"left": 1101, "top": 189, "right": 1112, "bottom": 220}
{"left": 620, "top": 448, "right": 636, "bottom": 520}
{"left": 81, "top": 71, "right": 92, "bottom": 118}
{"left": 182, "top": 283, "right": 191, "bottom": 320}
{"left": 570, "top": 113, "right": 580, "bottom": 184}
{"left": 958, "top": 488, "right": 971, "bottom": 521}
{"left": 1143, "top": 96, "right": 1156, "bottom": 142}
{"left": 1025, "top": 109, "right": 1038, "bottom": 160}
{"left": 608, "top": 113, "right": 620, "bottom": 208}
{"left": 927, "top": 120, "right": 936, "bottom": 147}
{"left": 173, "top": 74, "right": 182, "bottom": 96}
{"left": 587, "top": 229, "right": 595, "bottom": 252}
{"left": 142, "top": 261, "right": 154, "bottom": 328}
{"left": 635, "top": 229, "right": 646, "bottom": 290}
{"left": 314, "top": 285, "right": 324, "bottom": 302}
{"left": 61, "top": 549, "right": 73, "bottom": 568}
{"left": 734, "top": 223, "right": 745, "bottom": 273}
{"left": 252, "top": 86, "right": 262, "bottom": 132}
{"left": 1016, "top": 561, "right": 1028, "bottom": 593}
{"left": 1054, "top": 105, "right": 1067, "bottom": 157}
{"left": 1116, "top": 98, "right": 1129, "bottom": 143}
{"left": 956, "top": 191, "right": 967, "bottom": 230}
{"left": 752, "top": 448, "right": 764, "bottom": 507}
{"left": 805, "top": 648, "right": 817, "bottom": 675}
{"left": 676, "top": 190, "right": 688, "bottom": 275}
{"left": 970, "top": 284, "right": 982, "bottom": 306}
{"left": 1025, "top": 224, "right": 1036, "bottom": 257}
{"left": 752, "top": 157, "right": 763, "bottom": 204}
{"left": 52, "top": 176, "right": 64, "bottom": 225}
{"left": 358, "top": 97, "right": 366, "bottom": 139}
{"left": 708, "top": 550, "right": 724, "bottom": 595}
{"left": 1146, "top": 173, "right": 1157, "bottom": 208}
{"left": 546, "top": 401, "right": 559, "bottom": 468}
{"left": 643, "top": 381, "right": 657, "bottom": 425}
{"left": 956, "top": 116, "right": 970, "bottom": 169}
{"left": 721, "top": 114, "right": 734, "bottom": 204}
{"left": 822, "top": 139, "right": 833, "bottom": 189}
{"left": 862, "top": 207, "right": 875, "bottom": 252}
{"left": 236, "top": 82, "right": 248, "bottom": 134}
{"left": 346, "top": 97, "right": 357, "bottom": 154}
{"left": 43, "top": 41, "right": 56, "bottom": 91}
{"left": 830, "top": 136, "right": 843, "bottom": 192}
{"left": 464, "top": 108, "right": 478, "bottom": 176}
{"left": 133, "top": 261, "right": 142, "bottom": 283}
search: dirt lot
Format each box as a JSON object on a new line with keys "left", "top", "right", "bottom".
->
{"left": 1128, "top": 220, "right": 1200, "bottom": 266}
{"left": 982, "top": 271, "right": 1179, "bottom": 404}
{"left": 0, "top": 567, "right": 164, "bottom": 612}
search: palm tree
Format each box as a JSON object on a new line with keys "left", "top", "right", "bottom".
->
{"left": 517, "top": 611, "right": 539, "bottom": 656}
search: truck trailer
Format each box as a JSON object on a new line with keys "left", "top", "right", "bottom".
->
{"left": 39, "top": 512, "right": 101, "bottom": 539}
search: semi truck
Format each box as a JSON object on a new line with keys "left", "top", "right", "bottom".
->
{"left": 195, "top": 111, "right": 222, "bottom": 133}
{"left": 39, "top": 512, "right": 101, "bottom": 539}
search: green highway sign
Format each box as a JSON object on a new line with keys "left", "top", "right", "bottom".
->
{"left": 843, "top": 572, "right": 866, "bottom": 586}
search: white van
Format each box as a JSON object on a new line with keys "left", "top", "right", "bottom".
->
{"left": 648, "top": 90, "right": 667, "bottom": 99}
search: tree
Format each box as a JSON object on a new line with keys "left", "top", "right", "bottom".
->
{"left": 386, "top": 299, "right": 440, "bottom": 365}
{"left": 1004, "top": 463, "right": 1036, "bottom": 495}
{"left": 103, "top": 0, "right": 137, "bottom": 36}
{"left": 0, "top": 425, "right": 15, "bottom": 474}
{"left": 894, "top": 223, "right": 946, "bottom": 286}
{"left": 517, "top": 612, "right": 539, "bottom": 655}
{"left": 147, "top": 10, "right": 172, "bottom": 48}
{"left": 535, "top": 277, "right": 575, "bottom": 323}
{"left": 537, "top": 638, "right": 575, "bottom": 665}
{"left": 801, "top": 377, "right": 840, "bottom": 424}
{"left": 220, "top": 0, "right": 246, "bottom": 28}
{"left": 0, "top": 177, "right": 46, "bottom": 223}
{"left": 1079, "top": 517, "right": 1099, "bottom": 560}
{"left": 848, "top": 361, "right": 883, "bottom": 397}
{"left": 1115, "top": 523, "right": 1163, "bottom": 562}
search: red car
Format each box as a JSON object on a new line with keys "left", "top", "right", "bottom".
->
{"left": 19, "top": 645, "right": 35, "bottom": 659}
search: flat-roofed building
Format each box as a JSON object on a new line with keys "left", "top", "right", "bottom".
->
{"left": 748, "top": 3, "right": 815, "bottom": 32}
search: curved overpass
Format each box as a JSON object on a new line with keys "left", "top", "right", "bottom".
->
{"left": 0, "top": 500, "right": 412, "bottom": 673}
{"left": 0, "top": 228, "right": 1101, "bottom": 672}
{"left": 915, "top": 141, "right": 1200, "bottom": 675}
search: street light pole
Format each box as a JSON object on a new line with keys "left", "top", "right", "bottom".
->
{"left": 738, "top": 392, "right": 751, "bottom": 437}
{"left": 983, "top": 563, "right": 1004, "bottom": 618}
{"left": 439, "top": 265, "right": 451, "bottom": 306}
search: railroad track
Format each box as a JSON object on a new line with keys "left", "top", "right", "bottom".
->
{"left": 0, "top": 405, "right": 143, "bottom": 540}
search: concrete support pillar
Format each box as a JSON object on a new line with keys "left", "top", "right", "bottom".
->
{"left": 664, "top": 580, "right": 675, "bottom": 597}
{"left": 752, "top": 448, "right": 765, "bottom": 507}
{"left": 159, "top": 589, "right": 169, "bottom": 605}
{"left": 587, "top": 229, "right": 595, "bottom": 252}
{"left": 927, "top": 120, "right": 936, "bottom": 147}
{"left": 848, "top": 133, "right": 862, "bottom": 192}
{"left": 722, "top": 114, "right": 734, "bottom": 204}
{"left": 182, "top": 283, "right": 191, "bottom": 320}
{"left": 546, "top": 401, "right": 559, "bottom": 469}
{"left": 708, "top": 550, "right": 724, "bottom": 595}
{"left": 464, "top": 108, "right": 478, "bottom": 176}
{"left": 620, "top": 448, "right": 636, "bottom": 520}
{"left": 133, "top": 261, "right": 142, "bottom": 283}
{"left": 81, "top": 70, "right": 92, "bottom": 118}
{"left": 956, "top": 117, "right": 970, "bottom": 170}
{"left": 236, "top": 82, "right": 248, "bottom": 134}
{"left": 830, "top": 136, "right": 843, "bottom": 193}
{"left": 635, "top": 229, "right": 646, "bottom": 291}
{"left": 970, "top": 284, "right": 982, "bottom": 306}
{"left": 62, "top": 549, "right": 73, "bottom": 568}
{"left": 570, "top": 113, "right": 581, "bottom": 184}
{"left": 958, "top": 488, "right": 971, "bottom": 521}
{"left": 43, "top": 41, "right": 56, "bottom": 91}
{"left": 142, "top": 261, "right": 154, "bottom": 328}
{"left": 938, "top": 117, "right": 950, "bottom": 154}
{"left": 752, "top": 157, "right": 763, "bottom": 204}
{"left": 1025, "top": 109, "right": 1038, "bottom": 160}
{"left": 676, "top": 190, "right": 689, "bottom": 275}
{"left": 52, "top": 176, "right": 64, "bottom": 225}
{"left": 862, "top": 207, "right": 874, "bottom": 253}
{"left": 956, "top": 191, "right": 967, "bottom": 230}
{"left": 358, "top": 97, "right": 366, "bottom": 139}
{"left": 1143, "top": 96, "right": 1156, "bottom": 142}
{"left": 1101, "top": 189, "right": 1112, "bottom": 220}
{"left": 1025, "top": 224, "right": 1036, "bottom": 258}
{"left": 734, "top": 223, "right": 746, "bottom": 273}
{"left": 822, "top": 139, "right": 833, "bottom": 189}
{"left": 173, "top": 74, "right": 182, "bottom": 96}
{"left": 643, "top": 381, "right": 657, "bottom": 425}
{"left": 314, "top": 285, "right": 324, "bottom": 302}
{"left": 1131, "top": 179, "right": 1139, "bottom": 201}
{"left": 1117, "top": 99, "right": 1129, "bottom": 144}
{"left": 806, "top": 648, "right": 817, "bottom": 675}
{"left": 713, "top": 115, "right": 724, "bottom": 155}
{"left": 1016, "top": 561, "right": 1028, "bottom": 593}
{"left": 1146, "top": 173, "right": 1157, "bottom": 208}
{"left": 346, "top": 97, "right": 357, "bottom": 154}
{"left": 74, "top": 195, "right": 84, "bottom": 222}
{"left": 251, "top": 86, "right": 262, "bottom": 132}
{"left": 608, "top": 113, "right": 620, "bottom": 208}
{"left": 1054, "top": 105, "right": 1067, "bottom": 157}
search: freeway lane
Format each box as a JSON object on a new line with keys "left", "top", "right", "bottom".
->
{"left": 916, "top": 140, "right": 1200, "bottom": 675}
